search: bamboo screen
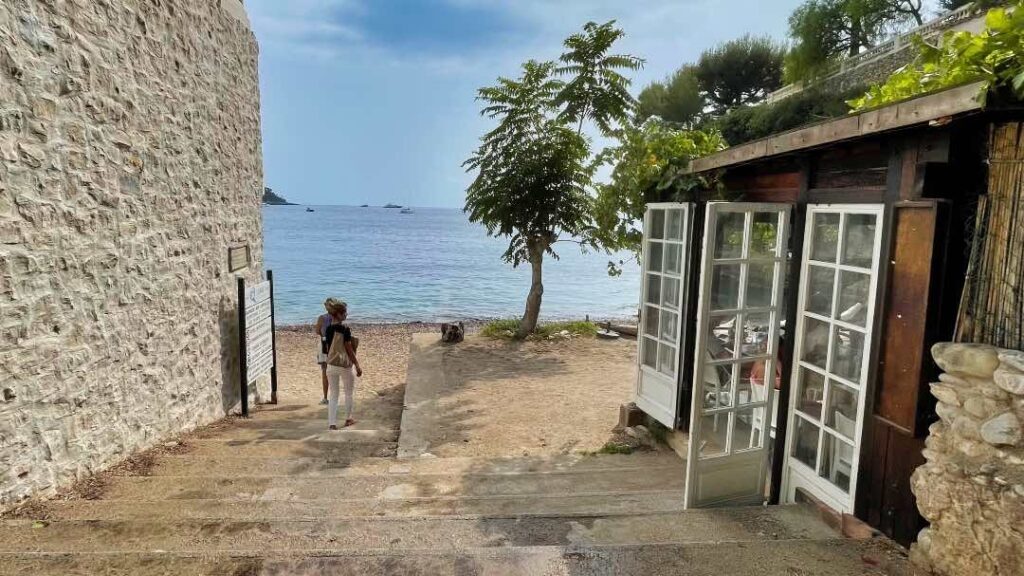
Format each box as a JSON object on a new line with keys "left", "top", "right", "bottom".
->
{"left": 957, "top": 122, "right": 1024, "bottom": 350}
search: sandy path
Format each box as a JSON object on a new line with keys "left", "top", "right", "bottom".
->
{"left": 412, "top": 334, "right": 639, "bottom": 458}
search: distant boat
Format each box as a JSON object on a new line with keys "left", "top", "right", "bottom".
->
{"left": 305, "top": 207, "right": 315, "bottom": 212}
{"left": 384, "top": 203, "right": 402, "bottom": 209}
{"left": 360, "top": 204, "right": 369, "bottom": 208}
{"left": 400, "top": 207, "right": 414, "bottom": 214}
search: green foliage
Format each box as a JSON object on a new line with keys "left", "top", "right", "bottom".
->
{"left": 465, "top": 21, "right": 642, "bottom": 338}
{"left": 481, "top": 319, "right": 599, "bottom": 340}
{"left": 464, "top": 61, "right": 593, "bottom": 268}
{"left": 595, "top": 442, "right": 634, "bottom": 455}
{"left": 786, "top": 0, "right": 918, "bottom": 81}
{"left": 716, "top": 84, "right": 868, "bottom": 145}
{"left": 694, "top": 35, "right": 787, "bottom": 114}
{"left": 636, "top": 66, "right": 705, "bottom": 127}
{"left": 554, "top": 21, "right": 644, "bottom": 136}
{"left": 848, "top": 3, "right": 1024, "bottom": 111}
{"left": 592, "top": 120, "right": 725, "bottom": 267}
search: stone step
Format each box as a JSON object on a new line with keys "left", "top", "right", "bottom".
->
{"left": 184, "top": 438, "right": 399, "bottom": 459}
{"left": 85, "top": 465, "right": 687, "bottom": 501}
{"left": 0, "top": 506, "right": 840, "bottom": 554}
{"left": 192, "top": 427, "right": 400, "bottom": 442}
{"left": 29, "top": 490, "right": 690, "bottom": 520}
{"left": 0, "top": 539, "right": 916, "bottom": 576}
{"left": 135, "top": 452, "right": 683, "bottom": 478}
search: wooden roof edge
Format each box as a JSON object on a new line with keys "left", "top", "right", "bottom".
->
{"left": 687, "top": 81, "right": 989, "bottom": 174}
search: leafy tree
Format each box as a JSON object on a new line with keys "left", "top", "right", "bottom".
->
{"left": 849, "top": 2, "right": 1024, "bottom": 110}
{"left": 694, "top": 35, "right": 787, "bottom": 114}
{"left": 555, "top": 21, "right": 644, "bottom": 136}
{"left": 592, "top": 120, "right": 725, "bottom": 272}
{"left": 717, "top": 84, "right": 868, "bottom": 145}
{"left": 786, "top": 0, "right": 921, "bottom": 80}
{"left": 636, "top": 66, "right": 705, "bottom": 127}
{"left": 464, "top": 22, "right": 642, "bottom": 338}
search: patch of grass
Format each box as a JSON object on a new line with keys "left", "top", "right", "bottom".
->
{"left": 595, "top": 441, "right": 634, "bottom": 455}
{"left": 481, "top": 319, "right": 599, "bottom": 340}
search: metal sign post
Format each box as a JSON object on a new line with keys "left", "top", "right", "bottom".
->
{"left": 237, "top": 271, "right": 277, "bottom": 417}
{"left": 267, "top": 270, "right": 279, "bottom": 404}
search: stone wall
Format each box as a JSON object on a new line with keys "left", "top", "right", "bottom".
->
{"left": 911, "top": 343, "right": 1024, "bottom": 576}
{"left": 0, "top": 0, "right": 264, "bottom": 508}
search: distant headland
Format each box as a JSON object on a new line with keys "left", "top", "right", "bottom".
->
{"left": 262, "top": 187, "right": 297, "bottom": 205}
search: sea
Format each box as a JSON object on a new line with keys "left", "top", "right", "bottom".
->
{"left": 262, "top": 205, "right": 642, "bottom": 325}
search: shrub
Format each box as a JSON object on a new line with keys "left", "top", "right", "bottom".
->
{"left": 848, "top": 3, "right": 1024, "bottom": 111}
{"left": 714, "top": 85, "right": 867, "bottom": 146}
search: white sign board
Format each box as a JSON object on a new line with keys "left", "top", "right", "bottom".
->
{"left": 245, "top": 281, "right": 274, "bottom": 384}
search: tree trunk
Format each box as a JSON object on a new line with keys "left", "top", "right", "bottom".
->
{"left": 516, "top": 241, "right": 545, "bottom": 339}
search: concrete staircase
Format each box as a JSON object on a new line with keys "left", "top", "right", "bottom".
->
{"left": 0, "top": 403, "right": 917, "bottom": 575}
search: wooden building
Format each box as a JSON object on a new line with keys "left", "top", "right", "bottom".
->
{"left": 633, "top": 81, "right": 1024, "bottom": 546}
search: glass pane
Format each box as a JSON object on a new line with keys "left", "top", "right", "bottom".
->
{"left": 791, "top": 416, "right": 821, "bottom": 470}
{"left": 714, "top": 211, "right": 746, "bottom": 259}
{"left": 649, "top": 210, "right": 665, "bottom": 240}
{"left": 666, "top": 210, "right": 684, "bottom": 241}
{"left": 645, "top": 273, "right": 661, "bottom": 305}
{"left": 737, "top": 360, "right": 772, "bottom": 405}
{"left": 750, "top": 212, "right": 779, "bottom": 257}
{"left": 837, "top": 271, "right": 870, "bottom": 327}
{"left": 841, "top": 213, "right": 877, "bottom": 269}
{"left": 745, "top": 263, "right": 775, "bottom": 309}
{"left": 662, "top": 276, "right": 681, "bottom": 309}
{"left": 643, "top": 305, "right": 659, "bottom": 338}
{"left": 702, "top": 362, "right": 734, "bottom": 410}
{"left": 658, "top": 343, "right": 677, "bottom": 377}
{"left": 698, "top": 412, "right": 729, "bottom": 459}
{"left": 831, "top": 327, "right": 865, "bottom": 383}
{"left": 795, "top": 368, "right": 825, "bottom": 421}
{"left": 807, "top": 265, "right": 835, "bottom": 318}
{"left": 810, "top": 213, "right": 840, "bottom": 263}
{"left": 660, "top": 309, "right": 678, "bottom": 344}
{"left": 664, "top": 243, "right": 682, "bottom": 276}
{"left": 710, "top": 264, "right": 741, "bottom": 310}
{"left": 734, "top": 407, "right": 765, "bottom": 451}
{"left": 647, "top": 242, "right": 664, "bottom": 273}
{"left": 819, "top": 432, "right": 855, "bottom": 492}
{"left": 707, "top": 315, "right": 736, "bottom": 360}
{"left": 801, "top": 316, "right": 831, "bottom": 371}
{"left": 826, "top": 381, "right": 859, "bottom": 440}
{"left": 741, "top": 312, "right": 772, "bottom": 357}
{"left": 642, "top": 337, "right": 658, "bottom": 369}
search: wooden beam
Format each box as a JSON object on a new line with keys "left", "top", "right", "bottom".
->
{"left": 689, "top": 82, "right": 987, "bottom": 174}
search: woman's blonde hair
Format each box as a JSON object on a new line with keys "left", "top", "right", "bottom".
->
{"left": 327, "top": 299, "right": 348, "bottom": 316}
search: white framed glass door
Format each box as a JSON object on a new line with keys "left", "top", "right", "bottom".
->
{"left": 635, "top": 203, "right": 692, "bottom": 428}
{"left": 685, "top": 202, "right": 790, "bottom": 508}
{"left": 783, "top": 204, "right": 884, "bottom": 513}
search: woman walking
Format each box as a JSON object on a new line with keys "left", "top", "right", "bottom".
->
{"left": 323, "top": 300, "right": 363, "bottom": 430}
{"left": 313, "top": 298, "right": 338, "bottom": 405}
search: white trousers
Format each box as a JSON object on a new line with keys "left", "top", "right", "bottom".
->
{"left": 325, "top": 364, "right": 355, "bottom": 427}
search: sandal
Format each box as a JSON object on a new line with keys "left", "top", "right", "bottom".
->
{"left": 343, "top": 419, "right": 356, "bottom": 428}
{"left": 328, "top": 425, "right": 338, "bottom": 431}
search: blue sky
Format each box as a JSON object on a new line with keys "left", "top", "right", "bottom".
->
{"left": 246, "top": 1, "right": 832, "bottom": 207}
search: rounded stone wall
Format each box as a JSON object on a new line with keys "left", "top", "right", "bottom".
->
{"left": 911, "top": 343, "right": 1024, "bottom": 575}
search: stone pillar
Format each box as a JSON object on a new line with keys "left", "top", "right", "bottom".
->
{"left": 911, "top": 343, "right": 1024, "bottom": 575}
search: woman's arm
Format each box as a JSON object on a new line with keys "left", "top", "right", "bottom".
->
{"left": 344, "top": 341, "right": 362, "bottom": 377}
{"left": 314, "top": 316, "right": 324, "bottom": 335}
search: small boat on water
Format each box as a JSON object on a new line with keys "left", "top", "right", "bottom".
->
{"left": 305, "top": 207, "right": 315, "bottom": 212}
{"left": 384, "top": 203, "right": 402, "bottom": 209}
{"left": 400, "top": 207, "right": 414, "bottom": 214}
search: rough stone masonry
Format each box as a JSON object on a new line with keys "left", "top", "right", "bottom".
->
{"left": 912, "top": 343, "right": 1024, "bottom": 576}
{"left": 0, "top": 0, "right": 264, "bottom": 509}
